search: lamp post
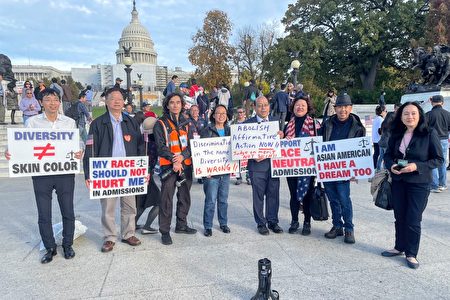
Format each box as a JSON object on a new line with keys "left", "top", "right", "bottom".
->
{"left": 122, "top": 46, "right": 133, "bottom": 105}
{"left": 290, "top": 59, "right": 300, "bottom": 90}
{"left": 137, "top": 73, "right": 143, "bottom": 108}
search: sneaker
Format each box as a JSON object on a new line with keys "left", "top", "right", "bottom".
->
{"left": 175, "top": 225, "right": 197, "bottom": 234}
{"left": 268, "top": 223, "right": 283, "bottom": 234}
{"left": 430, "top": 188, "right": 442, "bottom": 193}
{"left": 220, "top": 225, "right": 231, "bottom": 233}
{"left": 204, "top": 229, "right": 212, "bottom": 237}
{"left": 438, "top": 186, "right": 448, "bottom": 191}
{"left": 324, "top": 226, "right": 343, "bottom": 239}
{"left": 344, "top": 231, "right": 355, "bottom": 244}
{"left": 141, "top": 227, "right": 158, "bottom": 234}
{"left": 301, "top": 222, "right": 311, "bottom": 236}
{"left": 288, "top": 221, "right": 299, "bottom": 234}
{"left": 161, "top": 233, "right": 173, "bottom": 245}
{"left": 257, "top": 225, "right": 269, "bottom": 235}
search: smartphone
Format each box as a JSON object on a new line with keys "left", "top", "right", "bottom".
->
{"left": 393, "top": 165, "right": 404, "bottom": 171}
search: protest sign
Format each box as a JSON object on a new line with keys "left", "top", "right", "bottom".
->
{"left": 7, "top": 128, "right": 80, "bottom": 177}
{"left": 315, "top": 137, "right": 373, "bottom": 182}
{"left": 89, "top": 156, "right": 148, "bottom": 199}
{"left": 191, "top": 136, "right": 239, "bottom": 178}
{"left": 271, "top": 136, "right": 322, "bottom": 177}
{"left": 230, "top": 121, "right": 281, "bottom": 160}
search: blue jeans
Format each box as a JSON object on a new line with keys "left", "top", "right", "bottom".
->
{"left": 323, "top": 181, "right": 353, "bottom": 232}
{"left": 203, "top": 174, "right": 230, "bottom": 229}
{"left": 431, "top": 139, "right": 448, "bottom": 189}
{"left": 377, "top": 147, "right": 386, "bottom": 170}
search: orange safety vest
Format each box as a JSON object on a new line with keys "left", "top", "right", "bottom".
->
{"left": 158, "top": 118, "right": 192, "bottom": 166}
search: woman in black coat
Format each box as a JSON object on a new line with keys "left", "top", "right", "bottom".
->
{"left": 383, "top": 102, "right": 443, "bottom": 269}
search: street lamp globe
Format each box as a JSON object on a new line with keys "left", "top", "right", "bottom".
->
{"left": 291, "top": 59, "right": 300, "bottom": 70}
{"left": 123, "top": 55, "right": 133, "bottom": 67}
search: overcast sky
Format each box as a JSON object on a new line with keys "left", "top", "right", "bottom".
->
{"left": 0, "top": 0, "right": 293, "bottom": 72}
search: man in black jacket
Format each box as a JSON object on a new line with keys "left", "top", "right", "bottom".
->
{"left": 426, "top": 95, "right": 450, "bottom": 192}
{"left": 246, "top": 96, "right": 284, "bottom": 235}
{"left": 83, "top": 88, "right": 144, "bottom": 252}
{"left": 319, "top": 94, "right": 366, "bottom": 244}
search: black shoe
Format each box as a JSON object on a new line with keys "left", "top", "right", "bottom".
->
{"left": 197, "top": 179, "right": 203, "bottom": 184}
{"left": 406, "top": 257, "right": 419, "bottom": 269}
{"left": 0, "top": 122, "right": 7, "bottom": 125}
{"left": 11, "top": 121, "right": 17, "bottom": 125}
{"left": 324, "top": 226, "right": 343, "bottom": 239}
{"left": 257, "top": 225, "right": 269, "bottom": 235}
{"left": 235, "top": 179, "right": 242, "bottom": 185}
{"left": 246, "top": 178, "right": 251, "bottom": 185}
{"left": 268, "top": 223, "right": 283, "bottom": 234}
{"left": 381, "top": 249, "right": 404, "bottom": 257}
{"left": 344, "top": 231, "right": 355, "bottom": 244}
{"left": 41, "top": 248, "right": 57, "bottom": 264}
{"left": 288, "top": 221, "right": 299, "bottom": 234}
{"left": 301, "top": 222, "right": 311, "bottom": 236}
{"left": 62, "top": 246, "right": 75, "bottom": 259}
{"left": 220, "top": 225, "right": 231, "bottom": 233}
{"left": 204, "top": 229, "right": 212, "bottom": 237}
{"left": 175, "top": 225, "right": 197, "bottom": 234}
{"left": 161, "top": 233, "right": 173, "bottom": 245}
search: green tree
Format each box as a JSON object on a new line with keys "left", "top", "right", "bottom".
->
{"left": 268, "top": 0, "right": 428, "bottom": 91}
{"left": 188, "top": 10, "right": 234, "bottom": 89}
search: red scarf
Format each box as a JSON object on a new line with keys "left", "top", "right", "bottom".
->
{"left": 285, "top": 115, "right": 317, "bottom": 138}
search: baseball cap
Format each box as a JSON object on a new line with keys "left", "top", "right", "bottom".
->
{"left": 431, "top": 95, "right": 444, "bottom": 103}
{"left": 115, "top": 77, "right": 123, "bottom": 82}
{"left": 179, "top": 83, "right": 188, "bottom": 89}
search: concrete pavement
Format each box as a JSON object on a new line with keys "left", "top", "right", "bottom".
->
{"left": 0, "top": 175, "right": 449, "bottom": 299}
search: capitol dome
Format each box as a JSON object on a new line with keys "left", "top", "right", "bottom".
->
{"left": 116, "top": 1, "right": 157, "bottom": 65}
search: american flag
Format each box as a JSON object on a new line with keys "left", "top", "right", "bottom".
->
{"left": 86, "top": 134, "right": 94, "bottom": 146}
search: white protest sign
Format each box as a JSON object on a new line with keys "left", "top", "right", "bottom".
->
{"left": 7, "top": 128, "right": 80, "bottom": 177}
{"left": 190, "top": 136, "right": 239, "bottom": 178}
{"left": 230, "top": 121, "right": 281, "bottom": 160}
{"left": 89, "top": 156, "right": 148, "bottom": 199}
{"left": 315, "top": 137, "right": 373, "bottom": 182}
{"left": 271, "top": 136, "right": 322, "bottom": 177}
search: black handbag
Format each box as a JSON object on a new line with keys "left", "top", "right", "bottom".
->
{"left": 310, "top": 182, "right": 329, "bottom": 221}
{"left": 374, "top": 175, "right": 393, "bottom": 210}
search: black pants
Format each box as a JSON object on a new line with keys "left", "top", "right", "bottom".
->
{"left": 32, "top": 174, "right": 75, "bottom": 249}
{"left": 249, "top": 170, "right": 280, "bottom": 226}
{"left": 287, "top": 177, "right": 313, "bottom": 223}
{"left": 159, "top": 166, "right": 192, "bottom": 233}
{"left": 373, "top": 143, "right": 380, "bottom": 169}
{"left": 392, "top": 180, "right": 429, "bottom": 258}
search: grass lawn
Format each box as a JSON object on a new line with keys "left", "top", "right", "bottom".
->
{"left": 92, "top": 106, "right": 163, "bottom": 119}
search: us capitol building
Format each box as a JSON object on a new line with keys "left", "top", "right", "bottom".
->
{"left": 12, "top": 1, "right": 191, "bottom": 93}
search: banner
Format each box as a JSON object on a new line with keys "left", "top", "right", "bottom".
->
{"left": 191, "top": 137, "right": 239, "bottom": 178}
{"left": 230, "top": 121, "right": 281, "bottom": 160}
{"left": 89, "top": 156, "right": 148, "bottom": 199}
{"left": 315, "top": 137, "right": 373, "bottom": 182}
{"left": 271, "top": 136, "right": 322, "bottom": 177}
{"left": 7, "top": 128, "right": 80, "bottom": 177}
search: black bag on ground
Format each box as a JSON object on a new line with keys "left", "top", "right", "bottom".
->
{"left": 310, "top": 182, "right": 329, "bottom": 221}
{"left": 374, "top": 175, "right": 393, "bottom": 210}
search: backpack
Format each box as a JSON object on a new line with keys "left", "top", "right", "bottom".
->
{"left": 163, "top": 86, "right": 168, "bottom": 96}
{"left": 65, "top": 101, "right": 80, "bottom": 127}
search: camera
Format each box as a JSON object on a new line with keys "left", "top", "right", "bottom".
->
{"left": 160, "top": 167, "right": 174, "bottom": 181}
{"left": 159, "top": 167, "right": 187, "bottom": 187}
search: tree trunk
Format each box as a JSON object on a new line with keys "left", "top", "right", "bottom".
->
{"left": 359, "top": 54, "right": 380, "bottom": 90}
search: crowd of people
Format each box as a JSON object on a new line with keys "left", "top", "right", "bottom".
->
{"left": 2, "top": 71, "right": 449, "bottom": 270}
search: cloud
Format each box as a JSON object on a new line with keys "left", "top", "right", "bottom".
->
{"left": 49, "top": 0, "right": 93, "bottom": 15}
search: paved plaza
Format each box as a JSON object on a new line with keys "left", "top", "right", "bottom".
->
{"left": 0, "top": 175, "right": 449, "bottom": 299}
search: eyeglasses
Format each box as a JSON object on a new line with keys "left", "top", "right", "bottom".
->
{"left": 26, "top": 93, "right": 33, "bottom": 95}
{"left": 215, "top": 113, "right": 227, "bottom": 116}
{"left": 237, "top": 111, "right": 244, "bottom": 114}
